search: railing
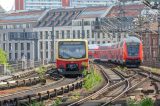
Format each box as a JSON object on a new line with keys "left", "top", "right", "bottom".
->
{"left": 143, "top": 60, "right": 160, "bottom": 68}
{"left": 0, "top": 61, "right": 49, "bottom": 75}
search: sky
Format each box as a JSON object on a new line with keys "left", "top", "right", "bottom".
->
{"left": 0, "top": 0, "right": 14, "bottom": 11}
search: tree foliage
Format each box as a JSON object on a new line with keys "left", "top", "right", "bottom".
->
{"left": 0, "top": 48, "right": 7, "bottom": 65}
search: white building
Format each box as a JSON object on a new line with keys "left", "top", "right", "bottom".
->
{"left": 0, "top": 6, "right": 132, "bottom": 63}
{"left": 24, "top": 0, "right": 62, "bottom": 10}
{"left": 70, "top": 0, "right": 117, "bottom": 7}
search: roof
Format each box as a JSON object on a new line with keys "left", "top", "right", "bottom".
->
{"left": 0, "top": 10, "right": 45, "bottom": 24}
{"left": 88, "top": 44, "right": 99, "bottom": 50}
{"left": 77, "top": 6, "right": 109, "bottom": 19}
{"left": 107, "top": 4, "right": 145, "bottom": 18}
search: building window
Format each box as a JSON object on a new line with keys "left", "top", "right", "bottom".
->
{"left": 15, "top": 53, "right": 18, "bottom": 60}
{"left": 3, "top": 43, "right": 6, "bottom": 51}
{"left": 9, "top": 53, "right": 12, "bottom": 60}
{"left": 97, "top": 41, "right": 100, "bottom": 44}
{"left": 21, "top": 43, "right": 24, "bottom": 50}
{"left": 9, "top": 43, "right": 12, "bottom": 51}
{"left": 15, "top": 43, "right": 18, "bottom": 51}
{"left": 62, "top": 30, "right": 64, "bottom": 39}
{"left": 27, "top": 52, "right": 30, "bottom": 59}
{"left": 103, "top": 33, "right": 105, "bottom": 38}
{"left": 27, "top": 43, "right": 30, "bottom": 50}
{"left": 103, "top": 41, "right": 105, "bottom": 44}
{"left": 97, "top": 32, "right": 100, "bottom": 38}
{"left": 40, "top": 42, "right": 43, "bottom": 50}
{"left": 21, "top": 53, "right": 24, "bottom": 58}
{"left": 73, "top": 30, "right": 75, "bottom": 38}
{"left": 67, "top": 30, "right": 70, "bottom": 38}
{"left": 92, "top": 41, "right": 94, "bottom": 44}
{"left": 40, "top": 52, "right": 43, "bottom": 59}
{"left": 46, "top": 42, "right": 48, "bottom": 50}
{"left": 46, "top": 51, "right": 48, "bottom": 58}
{"left": 40, "top": 31, "right": 43, "bottom": 39}
{"left": 3, "top": 33, "right": 6, "bottom": 41}
{"left": 78, "top": 30, "right": 80, "bottom": 38}
{"left": 87, "top": 30, "right": 90, "bottom": 38}
{"left": 92, "top": 31, "right": 94, "bottom": 38}
{"left": 56, "top": 31, "right": 59, "bottom": 39}
{"left": 45, "top": 31, "right": 48, "bottom": 39}
{"left": 108, "top": 34, "right": 110, "bottom": 38}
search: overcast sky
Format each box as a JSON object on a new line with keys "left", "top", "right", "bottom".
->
{"left": 0, "top": 0, "right": 14, "bottom": 11}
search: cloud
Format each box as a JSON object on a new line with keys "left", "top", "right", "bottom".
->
{"left": 0, "top": 0, "right": 14, "bottom": 11}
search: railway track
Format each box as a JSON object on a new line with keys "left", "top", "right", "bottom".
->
{"left": 0, "top": 75, "right": 84, "bottom": 106}
{"left": 68, "top": 63, "right": 151, "bottom": 106}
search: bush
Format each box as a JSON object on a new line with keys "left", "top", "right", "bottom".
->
{"left": 83, "top": 65, "right": 102, "bottom": 90}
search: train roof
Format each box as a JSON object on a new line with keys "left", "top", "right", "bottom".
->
{"left": 88, "top": 44, "right": 99, "bottom": 50}
{"left": 57, "top": 39, "right": 88, "bottom": 42}
{"left": 125, "top": 36, "right": 141, "bottom": 43}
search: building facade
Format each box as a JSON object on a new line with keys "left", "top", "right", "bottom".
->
{"left": 1, "top": 4, "right": 144, "bottom": 63}
{"left": 15, "top": 0, "right": 118, "bottom": 10}
{"left": 15, "top": 0, "right": 24, "bottom": 10}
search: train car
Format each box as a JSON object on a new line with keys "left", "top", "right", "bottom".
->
{"left": 88, "top": 44, "right": 100, "bottom": 62}
{"left": 56, "top": 39, "right": 88, "bottom": 75}
{"left": 95, "top": 36, "right": 143, "bottom": 67}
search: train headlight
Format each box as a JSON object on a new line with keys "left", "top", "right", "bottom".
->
{"left": 82, "top": 62, "right": 88, "bottom": 67}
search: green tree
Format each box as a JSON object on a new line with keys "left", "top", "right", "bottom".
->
{"left": 0, "top": 48, "right": 7, "bottom": 65}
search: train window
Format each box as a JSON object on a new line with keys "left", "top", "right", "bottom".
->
{"left": 127, "top": 44, "right": 139, "bottom": 56}
{"left": 58, "top": 41, "right": 86, "bottom": 59}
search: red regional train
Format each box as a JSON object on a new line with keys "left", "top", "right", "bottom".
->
{"left": 89, "top": 36, "right": 143, "bottom": 67}
{"left": 56, "top": 39, "right": 89, "bottom": 75}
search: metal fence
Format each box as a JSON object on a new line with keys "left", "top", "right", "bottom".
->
{"left": 0, "top": 60, "right": 48, "bottom": 75}
{"left": 142, "top": 61, "right": 160, "bottom": 68}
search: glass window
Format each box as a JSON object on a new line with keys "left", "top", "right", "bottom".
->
{"left": 21, "top": 43, "right": 24, "bottom": 50}
{"left": 9, "top": 43, "right": 12, "bottom": 51}
{"left": 46, "top": 51, "right": 48, "bottom": 58}
{"left": 62, "top": 30, "right": 64, "bottom": 39}
{"left": 73, "top": 30, "right": 75, "bottom": 38}
{"left": 92, "top": 31, "right": 94, "bottom": 38}
{"left": 56, "top": 31, "right": 59, "bottom": 39}
{"left": 15, "top": 53, "right": 18, "bottom": 60}
{"left": 3, "top": 33, "right": 6, "bottom": 41}
{"left": 15, "top": 43, "right": 18, "bottom": 51}
{"left": 9, "top": 53, "right": 12, "bottom": 60}
{"left": 127, "top": 44, "right": 139, "bottom": 56}
{"left": 87, "top": 30, "right": 90, "bottom": 38}
{"left": 77, "top": 30, "right": 80, "bottom": 38}
{"left": 40, "top": 31, "right": 43, "bottom": 39}
{"left": 27, "top": 52, "right": 30, "bottom": 59}
{"left": 40, "top": 42, "right": 43, "bottom": 50}
{"left": 3, "top": 43, "right": 6, "bottom": 51}
{"left": 21, "top": 53, "right": 24, "bottom": 57}
{"left": 58, "top": 41, "right": 86, "bottom": 59}
{"left": 67, "top": 30, "right": 70, "bottom": 38}
{"left": 98, "top": 32, "right": 100, "bottom": 38}
{"left": 46, "top": 42, "right": 48, "bottom": 49}
{"left": 45, "top": 31, "right": 48, "bottom": 39}
{"left": 27, "top": 43, "right": 30, "bottom": 50}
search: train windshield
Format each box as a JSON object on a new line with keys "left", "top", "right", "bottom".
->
{"left": 127, "top": 43, "right": 139, "bottom": 56}
{"left": 58, "top": 41, "right": 86, "bottom": 59}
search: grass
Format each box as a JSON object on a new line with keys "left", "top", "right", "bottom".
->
{"left": 25, "top": 101, "right": 44, "bottom": 106}
{"left": 141, "top": 66, "right": 160, "bottom": 74}
{"left": 52, "top": 98, "right": 62, "bottom": 106}
{"left": 127, "top": 97, "right": 154, "bottom": 106}
{"left": 83, "top": 65, "right": 102, "bottom": 90}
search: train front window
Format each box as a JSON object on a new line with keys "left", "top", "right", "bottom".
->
{"left": 58, "top": 41, "right": 86, "bottom": 59}
{"left": 127, "top": 44, "right": 139, "bottom": 56}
